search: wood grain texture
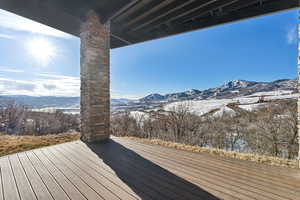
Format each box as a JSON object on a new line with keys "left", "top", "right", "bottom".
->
{"left": 1, "top": 137, "right": 300, "bottom": 200}
{"left": 0, "top": 157, "right": 20, "bottom": 200}
{"left": 9, "top": 154, "right": 37, "bottom": 200}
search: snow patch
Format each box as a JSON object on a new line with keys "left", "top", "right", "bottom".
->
{"left": 213, "top": 106, "right": 235, "bottom": 117}
{"left": 238, "top": 103, "right": 267, "bottom": 111}
{"left": 130, "top": 111, "right": 149, "bottom": 121}
{"left": 164, "top": 99, "right": 233, "bottom": 116}
{"left": 248, "top": 90, "right": 294, "bottom": 97}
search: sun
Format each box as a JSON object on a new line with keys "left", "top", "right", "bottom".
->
{"left": 27, "top": 38, "right": 56, "bottom": 66}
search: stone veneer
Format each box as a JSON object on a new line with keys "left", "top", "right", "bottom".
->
{"left": 80, "top": 10, "right": 110, "bottom": 143}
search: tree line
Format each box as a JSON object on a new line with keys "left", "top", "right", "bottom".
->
{"left": 1, "top": 99, "right": 298, "bottom": 159}
{"left": 111, "top": 99, "right": 299, "bottom": 159}
{"left": 0, "top": 102, "right": 79, "bottom": 136}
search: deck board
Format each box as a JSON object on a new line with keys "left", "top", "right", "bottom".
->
{"left": 33, "top": 149, "right": 86, "bottom": 200}
{"left": 113, "top": 139, "right": 300, "bottom": 199}
{"left": 26, "top": 151, "right": 70, "bottom": 200}
{"left": 58, "top": 143, "right": 209, "bottom": 200}
{"left": 9, "top": 154, "right": 37, "bottom": 200}
{"left": 18, "top": 152, "right": 53, "bottom": 200}
{"left": 0, "top": 137, "right": 300, "bottom": 200}
{"left": 40, "top": 148, "right": 103, "bottom": 200}
{"left": 54, "top": 144, "right": 141, "bottom": 200}
{"left": 0, "top": 157, "right": 20, "bottom": 200}
{"left": 47, "top": 147, "right": 120, "bottom": 200}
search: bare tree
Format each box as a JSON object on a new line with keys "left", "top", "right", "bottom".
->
{"left": 110, "top": 99, "right": 298, "bottom": 160}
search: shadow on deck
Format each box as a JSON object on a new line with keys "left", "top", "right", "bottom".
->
{"left": 87, "top": 139, "right": 219, "bottom": 200}
{"left": 0, "top": 137, "right": 300, "bottom": 200}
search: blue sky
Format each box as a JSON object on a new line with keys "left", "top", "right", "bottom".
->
{"left": 0, "top": 8, "right": 298, "bottom": 99}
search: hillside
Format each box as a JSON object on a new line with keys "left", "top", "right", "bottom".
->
{"left": 0, "top": 95, "right": 133, "bottom": 109}
{"left": 0, "top": 79, "right": 297, "bottom": 113}
{"left": 140, "top": 79, "right": 297, "bottom": 102}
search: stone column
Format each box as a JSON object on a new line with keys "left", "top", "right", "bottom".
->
{"left": 80, "top": 10, "right": 110, "bottom": 143}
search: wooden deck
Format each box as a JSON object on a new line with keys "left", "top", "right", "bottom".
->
{"left": 0, "top": 137, "right": 300, "bottom": 200}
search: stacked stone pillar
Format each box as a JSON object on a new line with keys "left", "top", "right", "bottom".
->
{"left": 80, "top": 10, "right": 110, "bottom": 143}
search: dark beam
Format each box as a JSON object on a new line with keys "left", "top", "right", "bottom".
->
{"left": 222, "top": 0, "right": 262, "bottom": 12}
{"left": 112, "top": 0, "right": 153, "bottom": 23}
{"left": 108, "top": 0, "right": 140, "bottom": 21}
{"left": 41, "top": 0, "right": 91, "bottom": 20}
{"left": 171, "top": 0, "right": 243, "bottom": 25}
{"left": 118, "top": 0, "right": 196, "bottom": 33}
{"left": 113, "top": 0, "right": 297, "bottom": 48}
{"left": 175, "top": 0, "right": 298, "bottom": 35}
{"left": 92, "top": 0, "right": 138, "bottom": 23}
{"left": 137, "top": 0, "right": 239, "bottom": 32}
{"left": 0, "top": 0, "right": 81, "bottom": 36}
{"left": 125, "top": 0, "right": 176, "bottom": 27}
{"left": 131, "top": 0, "right": 220, "bottom": 32}
{"left": 0, "top": 0, "right": 297, "bottom": 49}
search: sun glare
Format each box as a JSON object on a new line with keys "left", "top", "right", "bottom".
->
{"left": 27, "top": 38, "right": 56, "bottom": 66}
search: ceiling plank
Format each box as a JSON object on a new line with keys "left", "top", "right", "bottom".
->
{"left": 0, "top": 0, "right": 297, "bottom": 49}
{"left": 130, "top": 0, "right": 218, "bottom": 32}
{"left": 114, "top": 0, "right": 297, "bottom": 48}
{"left": 136, "top": 0, "right": 240, "bottom": 33}
{"left": 119, "top": 0, "right": 197, "bottom": 33}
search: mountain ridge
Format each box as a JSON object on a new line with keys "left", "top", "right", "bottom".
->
{"left": 0, "top": 78, "right": 297, "bottom": 108}
{"left": 140, "top": 79, "right": 297, "bottom": 102}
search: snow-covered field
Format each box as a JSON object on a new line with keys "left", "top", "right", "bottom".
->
{"left": 238, "top": 103, "right": 266, "bottom": 111}
{"left": 33, "top": 91, "right": 297, "bottom": 118}
{"left": 248, "top": 90, "right": 294, "bottom": 97}
{"left": 164, "top": 99, "right": 233, "bottom": 116}
{"left": 212, "top": 106, "right": 235, "bottom": 117}
{"left": 164, "top": 92, "right": 297, "bottom": 116}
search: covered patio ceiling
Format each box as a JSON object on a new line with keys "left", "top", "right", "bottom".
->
{"left": 0, "top": 0, "right": 298, "bottom": 49}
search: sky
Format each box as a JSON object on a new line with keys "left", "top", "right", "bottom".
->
{"left": 0, "top": 8, "right": 298, "bottom": 99}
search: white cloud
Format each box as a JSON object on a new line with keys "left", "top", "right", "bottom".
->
{"left": 37, "top": 73, "right": 79, "bottom": 80}
{"left": 0, "top": 68, "right": 24, "bottom": 73}
{"left": 34, "top": 73, "right": 80, "bottom": 96}
{"left": 0, "top": 33, "right": 15, "bottom": 39}
{"left": 287, "top": 26, "right": 297, "bottom": 44}
{"left": 0, "top": 78, "right": 37, "bottom": 95}
{"left": 0, "top": 73, "right": 80, "bottom": 97}
{"left": 0, "top": 72, "right": 141, "bottom": 99}
{"left": 0, "top": 9, "right": 74, "bottom": 39}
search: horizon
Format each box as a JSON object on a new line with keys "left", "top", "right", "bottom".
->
{"left": 0, "top": 77, "right": 296, "bottom": 100}
{"left": 0, "top": 8, "right": 298, "bottom": 99}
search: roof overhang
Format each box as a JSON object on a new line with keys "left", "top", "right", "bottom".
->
{"left": 0, "top": 0, "right": 298, "bottom": 48}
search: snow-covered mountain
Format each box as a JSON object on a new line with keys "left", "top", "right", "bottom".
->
{"left": 111, "top": 98, "right": 133, "bottom": 105}
{"left": 0, "top": 79, "right": 297, "bottom": 110}
{"left": 140, "top": 93, "right": 166, "bottom": 102}
{"left": 139, "top": 79, "right": 297, "bottom": 103}
{"left": 0, "top": 95, "right": 134, "bottom": 109}
{"left": 0, "top": 95, "right": 80, "bottom": 108}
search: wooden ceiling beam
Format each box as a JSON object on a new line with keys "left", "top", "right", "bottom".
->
{"left": 139, "top": 0, "right": 239, "bottom": 33}
{"left": 117, "top": 0, "right": 297, "bottom": 49}
{"left": 0, "top": 0, "right": 297, "bottom": 49}
{"left": 171, "top": 0, "right": 241, "bottom": 25}
{"left": 112, "top": 0, "right": 153, "bottom": 23}
{"left": 131, "top": 0, "right": 219, "bottom": 32}
{"left": 124, "top": 0, "right": 198, "bottom": 32}
{"left": 124, "top": 0, "right": 175, "bottom": 27}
